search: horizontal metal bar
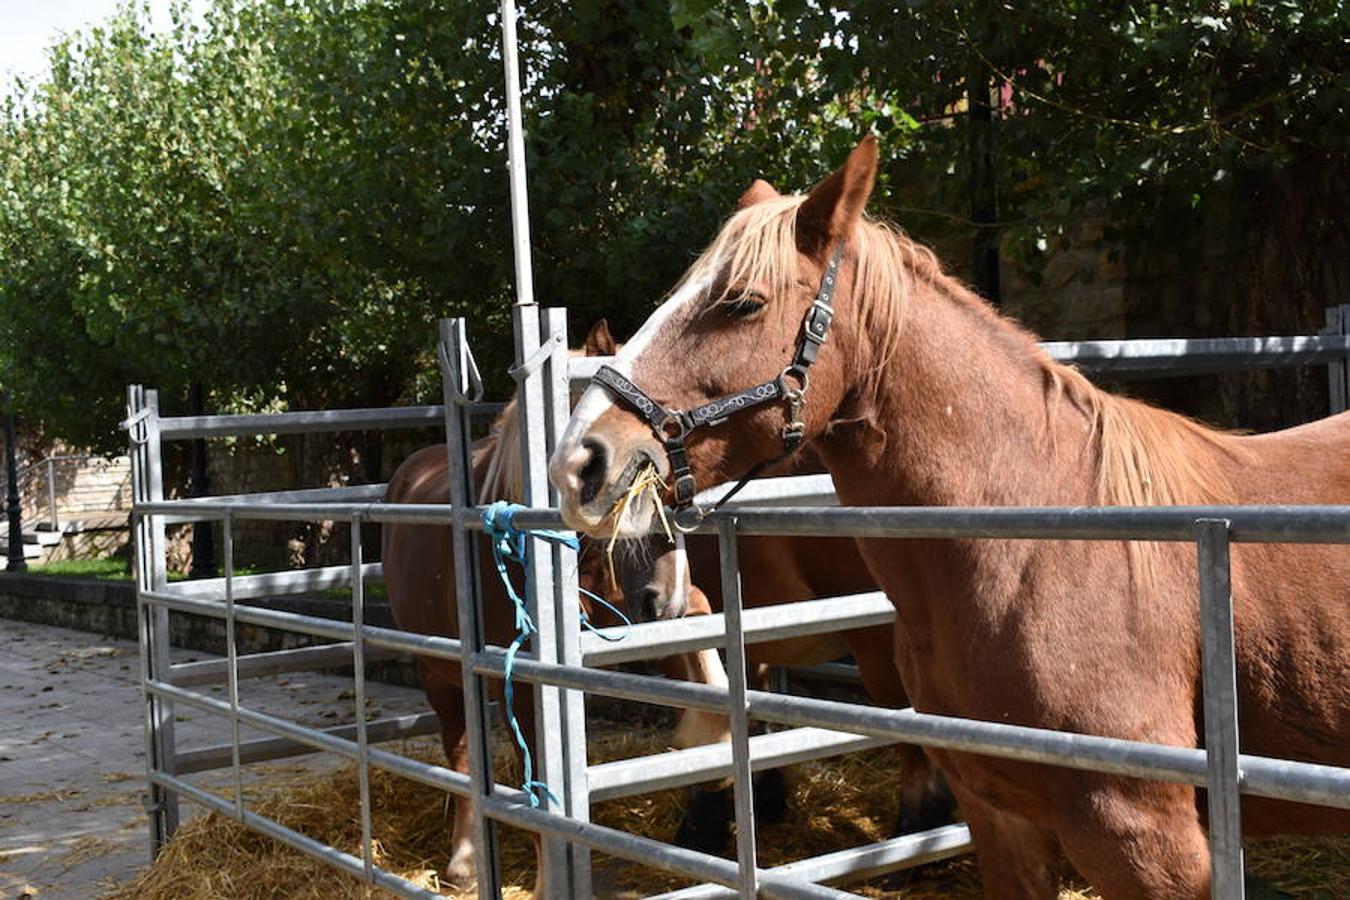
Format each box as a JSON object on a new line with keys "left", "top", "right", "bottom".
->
{"left": 139, "top": 499, "right": 463, "bottom": 525}
{"left": 1045, "top": 335, "right": 1350, "bottom": 377}
{"left": 581, "top": 593, "right": 894, "bottom": 667}
{"left": 162, "top": 563, "right": 385, "bottom": 600}
{"left": 480, "top": 653, "right": 1350, "bottom": 810}
{"left": 169, "top": 642, "right": 404, "bottom": 687}
{"left": 138, "top": 498, "right": 1350, "bottom": 544}
{"left": 174, "top": 484, "right": 390, "bottom": 506}
{"left": 747, "top": 692, "right": 1350, "bottom": 810}
{"left": 151, "top": 771, "right": 442, "bottom": 899}
{"left": 157, "top": 403, "right": 504, "bottom": 440}
{"left": 150, "top": 679, "right": 363, "bottom": 760}
{"left": 587, "top": 726, "right": 898, "bottom": 802}
{"left": 147, "top": 583, "right": 1349, "bottom": 813}
{"left": 649, "top": 824, "right": 973, "bottom": 899}
{"left": 142, "top": 590, "right": 466, "bottom": 665}
{"left": 693, "top": 474, "right": 838, "bottom": 508}
{"left": 477, "top": 793, "right": 856, "bottom": 900}
{"left": 474, "top": 649, "right": 729, "bottom": 714}
{"left": 698, "top": 505, "right": 1350, "bottom": 544}
{"left": 571, "top": 336, "right": 1350, "bottom": 391}
{"left": 175, "top": 712, "right": 442, "bottom": 774}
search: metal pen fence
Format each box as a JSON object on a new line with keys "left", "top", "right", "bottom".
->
{"left": 126, "top": 310, "right": 1350, "bottom": 900}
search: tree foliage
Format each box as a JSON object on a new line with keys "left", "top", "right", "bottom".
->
{"left": 0, "top": 0, "right": 1344, "bottom": 448}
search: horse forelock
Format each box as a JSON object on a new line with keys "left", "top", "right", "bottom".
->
{"left": 680, "top": 194, "right": 939, "bottom": 397}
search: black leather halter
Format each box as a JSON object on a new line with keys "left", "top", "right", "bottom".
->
{"left": 592, "top": 242, "right": 845, "bottom": 528}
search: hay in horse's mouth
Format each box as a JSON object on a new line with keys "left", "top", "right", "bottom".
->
{"left": 603, "top": 461, "right": 673, "bottom": 591}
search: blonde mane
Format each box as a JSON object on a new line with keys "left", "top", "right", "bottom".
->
{"left": 475, "top": 396, "right": 524, "bottom": 504}
{"left": 475, "top": 347, "right": 597, "bottom": 505}
{"left": 681, "top": 195, "right": 1239, "bottom": 510}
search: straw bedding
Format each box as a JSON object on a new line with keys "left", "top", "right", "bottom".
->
{"left": 106, "top": 725, "right": 1346, "bottom": 899}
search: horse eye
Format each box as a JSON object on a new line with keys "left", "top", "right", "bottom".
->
{"left": 722, "top": 294, "right": 766, "bottom": 320}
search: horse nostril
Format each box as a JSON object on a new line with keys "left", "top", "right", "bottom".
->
{"left": 635, "top": 587, "right": 660, "bottom": 623}
{"left": 577, "top": 437, "right": 609, "bottom": 506}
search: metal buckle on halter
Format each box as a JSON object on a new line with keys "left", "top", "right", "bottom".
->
{"left": 778, "top": 365, "right": 809, "bottom": 449}
{"left": 657, "top": 410, "right": 692, "bottom": 443}
{"left": 672, "top": 504, "right": 705, "bottom": 534}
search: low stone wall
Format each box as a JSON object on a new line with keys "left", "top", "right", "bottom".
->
{"left": 0, "top": 574, "right": 417, "bottom": 687}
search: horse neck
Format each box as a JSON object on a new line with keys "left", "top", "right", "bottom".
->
{"left": 820, "top": 276, "right": 1103, "bottom": 509}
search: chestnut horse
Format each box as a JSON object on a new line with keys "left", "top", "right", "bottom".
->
{"left": 385, "top": 324, "right": 951, "bottom": 888}
{"left": 550, "top": 136, "right": 1350, "bottom": 899}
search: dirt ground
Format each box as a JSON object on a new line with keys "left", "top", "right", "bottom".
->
{"left": 0, "top": 619, "right": 429, "bottom": 900}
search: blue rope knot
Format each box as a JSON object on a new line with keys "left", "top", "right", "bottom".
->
{"left": 480, "top": 501, "right": 630, "bottom": 807}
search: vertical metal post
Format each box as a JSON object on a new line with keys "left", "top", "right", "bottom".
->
{"left": 498, "top": 0, "right": 572, "bottom": 885}
{"left": 3, "top": 397, "right": 26, "bottom": 572}
{"left": 1323, "top": 304, "right": 1349, "bottom": 415}
{"left": 510, "top": 305, "right": 571, "bottom": 894}
{"left": 223, "top": 513, "right": 243, "bottom": 819}
{"left": 127, "top": 385, "right": 178, "bottom": 852}
{"left": 45, "top": 457, "right": 57, "bottom": 531}
{"left": 439, "top": 320, "right": 502, "bottom": 899}
{"left": 351, "top": 514, "right": 375, "bottom": 885}
{"left": 1196, "top": 519, "right": 1244, "bottom": 900}
{"left": 499, "top": 0, "right": 536, "bottom": 311}
{"left": 542, "top": 307, "right": 592, "bottom": 897}
{"left": 717, "top": 517, "right": 758, "bottom": 899}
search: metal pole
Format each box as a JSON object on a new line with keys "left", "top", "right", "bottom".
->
{"left": 718, "top": 518, "right": 759, "bottom": 899}
{"left": 439, "top": 320, "right": 502, "bottom": 898}
{"left": 542, "top": 307, "right": 592, "bottom": 897}
{"left": 127, "top": 386, "right": 179, "bottom": 851}
{"left": 1196, "top": 519, "right": 1245, "bottom": 899}
{"left": 4, "top": 395, "right": 26, "bottom": 572}
{"left": 499, "top": 0, "right": 535, "bottom": 310}
{"left": 351, "top": 513, "right": 375, "bottom": 885}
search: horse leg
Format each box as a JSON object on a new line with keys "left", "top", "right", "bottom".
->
{"left": 418, "top": 662, "right": 477, "bottom": 888}
{"left": 747, "top": 662, "right": 789, "bottom": 826}
{"left": 850, "top": 627, "right": 956, "bottom": 833}
{"left": 894, "top": 749, "right": 956, "bottom": 834}
{"left": 502, "top": 680, "right": 557, "bottom": 900}
{"left": 954, "top": 783, "right": 1062, "bottom": 899}
{"left": 1053, "top": 780, "right": 1209, "bottom": 900}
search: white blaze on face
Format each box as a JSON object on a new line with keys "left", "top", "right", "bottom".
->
{"left": 554, "top": 270, "right": 713, "bottom": 461}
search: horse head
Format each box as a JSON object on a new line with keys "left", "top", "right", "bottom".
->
{"left": 550, "top": 137, "right": 881, "bottom": 538}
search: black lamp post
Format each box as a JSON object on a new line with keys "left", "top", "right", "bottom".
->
{"left": 4, "top": 393, "right": 27, "bottom": 572}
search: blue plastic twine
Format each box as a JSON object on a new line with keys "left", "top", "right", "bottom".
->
{"left": 480, "top": 501, "right": 630, "bottom": 807}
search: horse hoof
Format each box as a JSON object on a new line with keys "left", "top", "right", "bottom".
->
{"left": 675, "top": 785, "right": 733, "bottom": 854}
{"left": 445, "top": 869, "right": 476, "bottom": 891}
{"left": 445, "top": 857, "right": 477, "bottom": 890}
{"left": 752, "top": 768, "right": 789, "bottom": 825}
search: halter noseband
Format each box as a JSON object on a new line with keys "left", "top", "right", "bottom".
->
{"left": 592, "top": 241, "right": 845, "bottom": 529}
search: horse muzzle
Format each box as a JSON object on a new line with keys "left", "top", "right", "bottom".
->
{"left": 551, "top": 430, "right": 667, "bottom": 537}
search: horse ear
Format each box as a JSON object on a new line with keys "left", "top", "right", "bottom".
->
{"left": 797, "top": 135, "right": 878, "bottom": 251}
{"left": 738, "top": 178, "right": 780, "bottom": 209}
{"left": 584, "top": 319, "right": 616, "bottom": 356}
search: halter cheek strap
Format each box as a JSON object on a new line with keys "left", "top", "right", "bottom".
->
{"left": 592, "top": 241, "right": 845, "bottom": 524}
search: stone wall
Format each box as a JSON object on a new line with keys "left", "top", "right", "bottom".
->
{"left": 0, "top": 573, "right": 417, "bottom": 687}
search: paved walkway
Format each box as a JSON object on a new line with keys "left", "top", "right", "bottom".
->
{"left": 0, "top": 619, "right": 428, "bottom": 899}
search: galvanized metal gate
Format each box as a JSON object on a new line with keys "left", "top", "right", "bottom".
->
{"left": 124, "top": 4, "right": 1350, "bottom": 898}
